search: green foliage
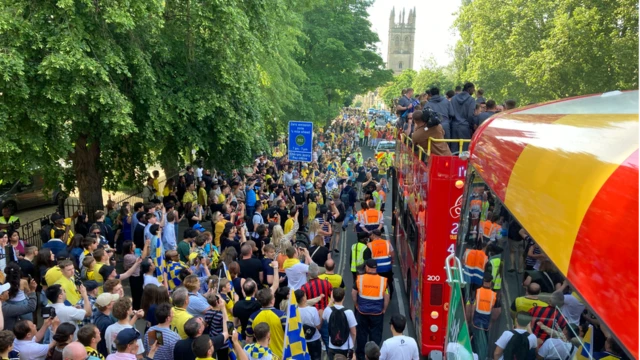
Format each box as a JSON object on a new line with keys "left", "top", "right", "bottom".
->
{"left": 412, "top": 58, "right": 457, "bottom": 96}
{"left": 453, "top": 0, "right": 639, "bottom": 104}
{"left": 379, "top": 69, "right": 417, "bottom": 108}
{"left": 0, "top": 0, "right": 392, "bottom": 206}
{"left": 287, "top": 0, "right": 393, "bottom": 126}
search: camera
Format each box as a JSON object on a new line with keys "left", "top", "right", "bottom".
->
{"left": 75, "top": 280, "right": 82, "bottom": 287}
{"left": 42, "top": 306, "right": 56, "bottom": 319}
{"left": 227, "top": 321, "right": 235, "bottom": 334}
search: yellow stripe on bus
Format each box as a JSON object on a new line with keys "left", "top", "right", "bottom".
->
{"left": 503, "top": 114, "right": 638, "bottom": 274}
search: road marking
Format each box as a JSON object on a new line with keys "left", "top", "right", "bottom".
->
{"left": 394, "top": 278, "right": 409, "bottom": 335}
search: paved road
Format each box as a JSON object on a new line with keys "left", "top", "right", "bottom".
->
{"left": 330, "top": 144, "right": 417, "bottom": 344}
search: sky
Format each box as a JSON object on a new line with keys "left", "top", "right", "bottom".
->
{"left": 367, "top": 0, "right": 462, "bottom": 69}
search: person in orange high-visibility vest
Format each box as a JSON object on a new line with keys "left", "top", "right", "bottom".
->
{"left": 463, "top": 242, "right": 489, "bottom": 292}
{"left": 352, "top": 259, "right": 389, "bottom": 360}
{"left": 482, "top": 212, "right": 503, "bottom": 245}
{"left": 354, "top": 201, "right": 368, "bottom": 234}
{"left": 367, "top": 229, "right": 394, "bottom": 299}
{"left": 470, "top": 274, "right": 497, "bottom": 354}
{"left": 359, "top": 200, "right": 383, "bottom": 234}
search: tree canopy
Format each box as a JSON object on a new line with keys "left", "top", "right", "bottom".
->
{"left": 452, "top": 0, "right": 638, "bottom": 104}
{"left": 0, "top": 0, "right": 391, "bottom": 209}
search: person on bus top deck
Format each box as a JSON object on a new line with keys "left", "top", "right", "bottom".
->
{"left": 411, "top": 109, "right": 452, "bottom": 157}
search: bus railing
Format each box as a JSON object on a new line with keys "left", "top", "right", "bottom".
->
{"left": 398, "top": 134, "right": 472, "bottom": 160}
{"left": 427, "top": 138, "right": 471, "bottom": 156}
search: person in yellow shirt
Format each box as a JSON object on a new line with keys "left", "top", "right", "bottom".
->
{"left": 163, "top": 178, "right": 175, "bottom": 197}
{"left": 92, "top": 248, "right": 112, "bottom": 294}
{"left": 197, "top": 180, "right": 208, "bottom": 208}
{"left": 284, "top": 208, "right": 296, "bottom": 235}
{"left": 152, "top": 170, "right": 163, "bottom": 197}
{"left": 219, "top": 279, "right": 235, "bottom": 319}
{"left": 318, "top": 259, "right": 345, "bottom": 288}
{"left": 213, "top": 212, "right": 229, "bottom": 248}
{"left": 54, "top": 259, "right": 82, "bottom": 305}
{"left": 182, "top": 182, "right": 197, "bottom": 209}
{"left": 307, "top": 194, "right": 318, "bottom": 224}
{"left": 170, "top": 287, "right": 193, "bottom": 339}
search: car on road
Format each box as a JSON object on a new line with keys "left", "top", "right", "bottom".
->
{"left": 0, "top": 175, "right": 66, "bottom": 213}
{"left": 375, "top": 140, "right": 396, "bottom": 161}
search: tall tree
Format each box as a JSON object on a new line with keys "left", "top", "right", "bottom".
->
{"left": 0, "top": 0, "right": 165, "bottom": 210}
{"left": 453, "top": 0, "right": 638, "bottom": 105}
{"left": 288, "top": 0, "right": 393, "bottom": 126}
{"left": 379, "top": 69, "right": 417, "bottom": 108}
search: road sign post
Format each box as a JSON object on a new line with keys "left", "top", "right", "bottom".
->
{"left": 288, "top": 121, "right": 313, "bottom": 162}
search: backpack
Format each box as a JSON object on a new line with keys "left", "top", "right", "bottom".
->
{"left": 335, "top": 202, "right": 346, "bottom": 223}
{"left": 340, "top": 190, "right": 350, "bottom": 206}
{"left": 502, "top": 330, "right": 536, "bottom": 360}
{"left": 328, "top": 306, "right": 351, "bottom": 347}
{"left": 40, "top": 223, "right": 52, "bottom": 244}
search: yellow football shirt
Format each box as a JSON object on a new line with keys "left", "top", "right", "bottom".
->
{"left": 171, "top": 306, "right": 193, "bottom": 339}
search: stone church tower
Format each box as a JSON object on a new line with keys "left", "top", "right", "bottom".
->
{"left": 387, "top": 7, "right": 416, "bottom": 75}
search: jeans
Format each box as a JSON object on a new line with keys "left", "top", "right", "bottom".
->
{"left": 246, "top": 206, "right": 255, "bottom": 220}
{"left": 342, "top": 206, "right": 353, "bottom": 229}
{"left": 355, "top": 312, "right": 384, "bottom": 360}
{"left": 308, "top": 338, "right": 322, "bottom": 360}
{"left": 6, "top": 298, "right": 32, "bottom": 322}
{"left": 319, "top": 321, "right": 329, "bottom": 350}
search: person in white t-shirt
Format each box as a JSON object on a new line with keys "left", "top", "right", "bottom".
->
{"left": 322, "top": 288, "right": 357, "bottom": 359}
{"left": 537, "top": 323, "right": 580, "bottom": 360}
{"left": 283, "top": 246, "right": 312, "bottom": 290}
{"left": 45, "top": 283, "right": 92, "bottom": 335}
{"left": 379, "top": 314, "right": 419, "bottom": 360}
{"left": 294, "top": 290, "right": 322, "bottom": 360}
{"left": 142, "top": 258, "right": 162, "bottom": 287}
{"left": 494, "top": 314, "right": 537, "bottom": 360}
{"left": 105, "top": 297, "right": 145, "bottom": 355}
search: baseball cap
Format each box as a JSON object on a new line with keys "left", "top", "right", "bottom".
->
{"left": 371, "top": 229, "right": 382, "bottom": 237}
{"left": 95, "top": 293, "right": 119, "bottom": 307}
{"left": 115, "top": 328, "right": 141, "bottom": 346}
{"left": 0, "top": 283, "right": 10, "bottom": 294}
{"left": 193, "top": 224, "right": 205, "bottom": 232}
{"left": 189, "top": 252, "right": 199, "bottom": 261}
{"left": 365, "top": 259, "right": 377, "bottom": 269}
{"left": 83, "top": 280, "right": 99, "bottom": 292}
{"left": 99, "top": 265, "right": 115, "bottom": 281}
{"left": 50, "top": 213, "right": 63, "bottom": 222}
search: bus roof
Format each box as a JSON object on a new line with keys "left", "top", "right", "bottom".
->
{"left": 470, "top": 90, "right": 639, "bottom": 358}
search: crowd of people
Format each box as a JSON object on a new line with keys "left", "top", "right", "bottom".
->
{"left": 0, "top": 112, "right": 419, "bottom": 360}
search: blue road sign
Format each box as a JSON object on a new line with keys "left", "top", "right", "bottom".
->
{"left": 288, "top": 121, "right": 313, "bottom": 162}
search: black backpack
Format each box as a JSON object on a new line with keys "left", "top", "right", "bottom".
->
{"left": 328, "top": 306, "right": 351, "bottom": 347}
{"left": 502, "top": 330, "right": 536, "bottom": 360}
{"left": 334, "top": 202, "right": 346, "bottom": 223}
{"left": 340, "top": 189, "right": 351, "bottom": 206}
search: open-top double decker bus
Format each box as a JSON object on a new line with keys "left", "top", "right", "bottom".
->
{"left": 446, "top": 90, "right": 638, "bottom": 360}
{"left": 392, "top": 135, "right": 470, "bottom": 358}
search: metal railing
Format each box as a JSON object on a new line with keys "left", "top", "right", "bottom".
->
{"left": 17, "top": 171, "right": 178, "bottom": 247}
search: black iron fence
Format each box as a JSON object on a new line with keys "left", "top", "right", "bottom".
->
{"left": 17, "top": 171, "right": 178, "bottom": 248}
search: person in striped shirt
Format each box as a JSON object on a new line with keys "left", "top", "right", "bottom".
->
{"left": 143, "top": 303, "right": 181, "bottom": 360}
{"left": 528, "top": 291, "right": 567, "bottom": 346}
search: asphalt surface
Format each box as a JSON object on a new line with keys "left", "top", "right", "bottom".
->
{"left": 332, "top": 144, "right": 417, "bottom": 343}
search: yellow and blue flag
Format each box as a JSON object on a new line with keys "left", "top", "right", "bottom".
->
{"left": 283, "top": 289, "right": 310, "bottom": 360}
{"left": 152, "top": 235, "right": 165, "bottom": 283}
{"left": 222, "top": 261, "right": 234, "bottom": 292}
{"left": 165, "top": 261, "right": 187, "bottom": 291}
{"left": 577, "top": 325, "right": 594, "bottom": 360}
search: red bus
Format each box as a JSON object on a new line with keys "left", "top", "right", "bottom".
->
{"left": 392, "top": 135, "right": 470, "bottom": 357}
{"left": 448, "top": 90, "right": 638, "bottom": 359}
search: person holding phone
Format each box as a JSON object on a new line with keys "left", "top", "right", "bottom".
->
{"left": 143, "top": 303, "right": 181, "bottom": 360}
